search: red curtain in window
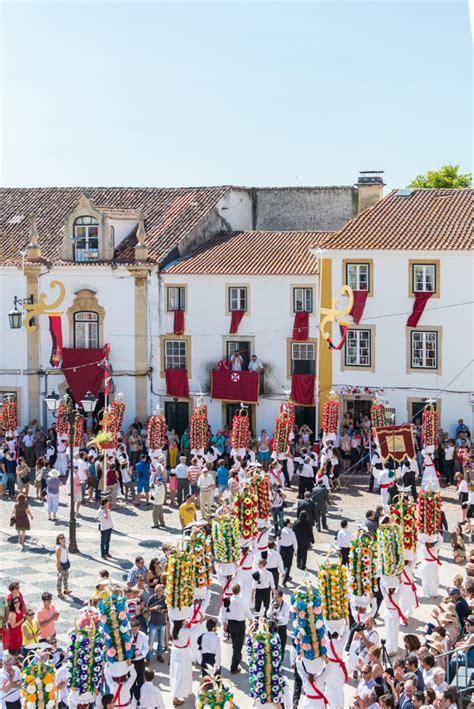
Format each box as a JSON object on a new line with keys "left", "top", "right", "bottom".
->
{"left": 230, "top": 310, "right": 245, "bottom": 334}
{"left": 407, "top": 292, "right": 433, "bottom": 327}
{"left": 165, "top": 368, "right": 189, "bottom": 398}
{"left": 293, "top": 311, "right": 309, "bottom": 340}
{"left": 290, "top": 374, "right": 315, "bottom": 405}
{"left": 173, "top": 310, "right": 185, "bottom": 335}
{"left": 350, "top": 290, "right": 369, "bottom": 325}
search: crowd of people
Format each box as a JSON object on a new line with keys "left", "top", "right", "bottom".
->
{"left": 1, "top": 408, "right": 474, "bottom": 709}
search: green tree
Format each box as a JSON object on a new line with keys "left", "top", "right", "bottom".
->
{"left": 408, "top": 164, "right": 471, "bottom": 188}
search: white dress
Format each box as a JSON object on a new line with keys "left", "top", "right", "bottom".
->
{"left": 381, "top": 584, "right": 404, "bottom": 655}
{"left": 296, "top": 658, "right": 328, "bottom": 709}
{"left": 169, "top": 626, "right": 197, "bottom": 701}
{"left": 419, "top": 537, "right": 442, "bottom": 597}
{"left": 55, "top": 440, "right": 69, "bottom": 475}
{"left": 324, "top": 633, "right": 348, "bottom": 709}
{"left": 400, "top": 561, "right": 418, "bottom": 618}
{"left": 104, "top": 665, "right": 137, "bottom": 708}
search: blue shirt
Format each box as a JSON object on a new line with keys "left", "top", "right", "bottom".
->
{"left": 217, "top": 466, "right": 229, "bottom": 486}
{"left": 135, "top": 461, "right": 150, "bottom": 481}
{"left": 175, "top": 463, "right": 188, "bottom": 479}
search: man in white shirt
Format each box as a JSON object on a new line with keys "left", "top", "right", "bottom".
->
{"left": 131, "top": 619, "right": 150, "bottom": 701}
{"left": 197, "top": 468, "right": 215, "bottom": 517}
{"left": 0, "top": 655, "right": 21, "bottom": 709}
{"left": 199, "top": 618, "right": 221, "bottom": 676}
{"left": 252, "top": 558, "right": 275, "bottom": 613}
{"left": 138, "top": 668, "right": 165, "bottom": 709}
{"left": 257, "top": 540, "right": 284, "bottom": 589}
{"left": 248, "top": 354, "right": 264, "bottom": 372}
{"left": 278, "top": 519, "right": 297, "bottom": 586}
{"left": 266, "top": 588, "right": 290, "bottom": 653}
{"left": 55, "top": 663, "right": 69, "bottom": 709}
{"left": 223, "top": 583, "right": 253, "bottom": 674}
{"left": 298, "top": 457, "right": 315, "bottom": 498}
{"left": 336, "top": 519, "right": 352, "bottom": 565}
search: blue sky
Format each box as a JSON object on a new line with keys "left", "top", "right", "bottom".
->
{"left": 1, "top": 1, "right": 471, "bottom": 190}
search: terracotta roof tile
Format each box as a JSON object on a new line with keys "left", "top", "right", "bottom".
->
{"left": 164, "top": 230, "right": 329, "bottom": 275}
{"left": 0, "top": 186, "right": 230, "bottom": 265}
{"left": 311, "top": 188, "right": 473, "bottom": 251}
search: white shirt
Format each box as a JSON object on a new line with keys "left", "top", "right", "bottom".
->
{"left": 299, "top": 463, "right": 314, "bottom": 478}
{"left": 279, "top": 526, "right": 297, "bottom": 549}
{"left": 226, "top": 595, "right": 253, "bottom": 622}
{"left": 121, "top": 466, "right": 132, "bottom": 484}
{"left": 138, "top": 681, "right": 166, "bottom": 709}
{"left": 248, "top": 358, "right": 263, "bottom": 371}
{"left": 132, "top": 629, "right": 150, "bottom": 661}
{"left": 55, "top": 665, "right": 69, "bottom": 701}
{"left": 266, "top": 599, "right": 290, "bottom": 627}
{"left": 76, "top": 458, "right": 88, "bottom": 481}
{"left": 252, "top": 568, "right": 275, "bottom": 591}
{"left": 0, "top": 666, "right": 21, "bottom": 703}
{"left": 197, "top": 473, "right": 214, "bottom": 492}
{"left": 97, "top": 507, "right": 114, "bottom": 530}
{"left": 336, "top": 527, "right": 352, "bottom": 549}
{"left": 230, "top": 354, "right": 243, "bottom": 371}
{"left": 458, "top": 479, "right": 468, "bottom": 493}
{"left": 22, "top": 434, "right": 34, "bottom": 447}
{"left": 199, "top": 631, "right": 221, "bottom": 666}
{"left": 445, "top": 445, "right": 455, "bottom": 461}
{"left": 152, "top": 481, "right": 166, "bottom": 505}
{"left": 259, "top": 549, "right": 284, "bottom": 574}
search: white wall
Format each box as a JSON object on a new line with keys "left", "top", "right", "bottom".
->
{"left": 329, "top": 249, "right": 474, "bottom": 432}
{"left": 0, "top": 268, "right": 29, "bottom": 422}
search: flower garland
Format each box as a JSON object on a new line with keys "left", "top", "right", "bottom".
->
{"left": 21, "top": 659, "right": 56, "bottom": 709}
{"left": 333, "top": 386, "right": 384, "bottom": 396}
{"left": 253, "top": 473, "right": 271, "bottom": 519}
{"left": 422, "top": 405, "right": 438, "bottom": 447}
{"left": 67, "top": 625, "right": 105, "bottom": 696}
{"left": 418, "top": 489, "right": 442, "bottom": 537}
{"left": 197, "top": 677, "right": 234, "bottom": 709}
{"left": 322, "top": 393, "right": 339, "bottom": 434}
{"left": 377, "top": 523, "right": 404, "bottom": 577}
{"left": 231, "top": 414, "right": 250, "bottom": 450}
{"left": 291, "top": 585, "right": 327, "bottom": 660}
{"left": 247, "top": 622, "right": 285, "bottom": 705}
{"left": 273, "top": 413, "right": 292, "bottom": 454}
{"left": 73, "top": 413, "right": 84, "bottom": 448}
{"left": 97, "top": 591, "right": 134, "bottom": 664}
{"left": 211, "top": 515, "right": 241, "bottom": 564}
{"left": 390, "top": 496, "right": 418, "bottom": 553}
{"left": 233, "top": 483, "right": 258, "bottom": 540}
{"left": 56, "top": 402, "right": 70, "bottom": 437}
{"left": 2, "top": 399, "right": 18, "bottom": 432}
{"left": 165, "top": 548, "right": 195, "bottom": 610}
{"left": 147, "top": 412, "right": 167, "bottom": 450}
{"left": 190, "top": 404, "right": 208, "bottom": 450}
{"left": 111, "top": 400, "right": 126, "bottom": 431}
{"left": 348, "top": 532, "right": 378, "bottom": 596}
{"left": 370, "top": 400, "right": 387, "bottom": 429}
{"left": 187, "top": 530, "right": 213, "bottom": 589}
{"left": 280, "top": 400, "right": 296, "bottom": 427}
{"left": 318, "top": 561, "right": 349, "bottom": 622}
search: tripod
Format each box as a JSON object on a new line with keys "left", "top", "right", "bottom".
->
{"left": 380, "top": 638, "right": 392, "bottom": 668}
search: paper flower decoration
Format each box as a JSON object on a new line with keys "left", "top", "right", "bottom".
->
{"left": 21, "top": 659, "right": 57, "bottom": 709}
{"left": 290, "top": 585, "right": 327, "bottom": 660}
{"left": 318, "top": 561, "right": 349, "bottom": 622}
{"left": 212, "top": 515, "right": 241, "bottom": 564}
{"left": 422, "top": 405, "right": 438, "bottom": 447}
{"left": 390, "top": 496, "right": 418, "bottom": 552}
{"left": 273, "top": 413, "right": 292, "bottom": 454}
{"left": 370, "top": 400, "right": 387, "bottom": 429}
{"left": 418, "top": 488, "right": 442, "bottom": 537}
{"left": 147, "top": 412, "right": 167, "bottom": 449}
{"left": 190, "top": 404, "right": 208, "bottom": 450}
{"left": 97, "top": 590, "right": 134, "bottom": 663}
{"left": 165, "top": 547, "right": 195, "bottom": 610}
{"left": 247, "top": 622, "right": 285, "bottom": 704}
{"left": 348, "top": 532, "right": 378, "bottom": 596}
{"left": 197, "top": 677, "right": 234, "bottom": 709}
{"left": 187, "top": 529, "right": 213, "bottom": 589}
{"left": 2, "top": 399, "right": 18, "bottom": 432}
{"left": 231, "top": 414, "right": 250, "bottom": 450}
{"left": 233, "top": 483, "right": 258, "bottom": 540}
{"left": 280, "top": 400, "right": 296, "bottom": 427}
{"left": 322, "top": 393, "right": 339, "bottom": 434}
{"left": 253, "top": 473, "right": 272, "bottom": 519}
{"left": 67, "top": 625, "right": 105, "bottom": 696}
{"left": 377, "top": 523, "right": 404, "bottom": 577}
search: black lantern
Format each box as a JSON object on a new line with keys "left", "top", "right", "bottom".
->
{"left": 8, "top": 307, "right": 22, "bottom": 330}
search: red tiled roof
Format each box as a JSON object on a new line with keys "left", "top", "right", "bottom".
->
{"left": 165, "top": 230, "right": 329, "bottom": 275}
{"left": 0, "top": 186, "right": 231, "bottom": 265}
{"left": 311, "top": 188, "right": 473, "bottom": 251}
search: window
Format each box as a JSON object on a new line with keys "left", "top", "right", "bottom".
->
{"left": 228, "top": 287, "right": 247, "bottom": 312}
{"left": 293, "top": 287, "right": 313, "bottom": 313}
{"left": 410, "top": 330, "right": 438, "bottom": 369}
{"left": 346, "top": 263, "right": 370, "bottom": 291}
{"left": 165, "top": 340, "right": 188, "bottom": 369}
{"left": 291, "top": 342, "right": 315, "bottom": 375}
{"left": 73, "top": 216, "right": 99, "bottom": 262}
{"left": 167, "top": 286, "right": 186, "bottom": 311}
{"left": 74, "top": 312, "right": 99, "bottom": 349}
{"left": 345, "top": 329, "right": 371, "bottom": 367}
{"left": 412, "top": 263, "right": 436, "bottom": 293}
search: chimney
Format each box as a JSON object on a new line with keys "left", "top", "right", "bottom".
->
{"left": 356, "top": 171, "right": 385, "bottom": 213}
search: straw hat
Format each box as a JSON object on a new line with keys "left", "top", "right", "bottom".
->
{"left": 427, "top": 639, "right": 444, "bottom": 655}
{"left": 48, "top": 469, "right": 60, "bottom": 478}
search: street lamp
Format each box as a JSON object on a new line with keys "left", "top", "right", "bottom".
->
{"left": 8, "top": 295, "right": 34, "bottom": 330}
{"left": 44, "top": 390, "right": 97, "bottom": 553}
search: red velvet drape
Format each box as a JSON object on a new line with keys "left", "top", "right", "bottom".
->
{"left": 350, "top": 290, "right": 369, "bottom": 325}
{"left": 165, "top": 368, "right": 189, "bottom": 398}
{"left": 290, "top": 374, "right": 315, "bottom": 405}
{"left": 49, "top": 315, "right": 63, "bottom": 367}
{"left": 173, "top": 310, "right": 185, "bottom": 335}
{"left": 230, "top": 310, "right": 245, "bottom": 334}
{"left": 62, "top": 348, "right": 105, "bottom": 402}
{"left": 407, "top": 292, "right": 433, "bottom": 327}
{"left": 293, "top": 311, "right": 309, "bottom": 340}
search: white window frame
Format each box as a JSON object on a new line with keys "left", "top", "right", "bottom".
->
{"left": 167, "top": 286, "right": 186, "bottom": 312}
{"left": 293, "top": 287, "right": 313, "bottom": 313}
{"left": 344, "top": 328, "right": 372, "bottom": 368}
{"left": 410, "top": 330, "right": 438, "bottom": 370}
{"left": 412, "top": 263, "right": 436, "bottom": 293}
{"left": 346, "top": 262, "right": 370, "bottom": 291}
{"left": 291, "top": 342, "right": 316, "bottom": 375}
{"left": 228, "top": 286, "right": 248, "bottom": 312}
{"left": 73, "top": 216, "right": 99, "bottom": 262}
{"left": 165, "top": 339, "right": 188, "bottom": 370}
{"left": 74, "top": 311, "right": 99, "bottom": 349}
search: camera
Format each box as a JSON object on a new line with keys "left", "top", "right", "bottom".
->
{"left": 353, "top": 623, "right": 366, "bottom": 632}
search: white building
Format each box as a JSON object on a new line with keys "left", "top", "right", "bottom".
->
{"left": 311, "top": 187, "right": 473, "bottom": 433}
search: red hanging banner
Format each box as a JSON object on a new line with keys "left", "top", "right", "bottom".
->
{"left": 292, "top": 311, "right": 309, "bottom": 340}
{"left": 48, "top": 315, "right": 63, "bottom": 367}
{"left": 229, "top": 310, "right": 245, "bottom": 334}
{"left": 165, "top": 368, "right": 189, "bottom": 398}
{"left": 328, "top": 323, "right": 349, "bottom": 350}
{"left": 407, "top": 292, "right": 433, "bottom": 327}
{"left": 211, "top": 370, "right": 259, "bottom": 403}
{"left": 62, "top": 348, "right": 105, "bottom": 403}
{"left": 173, "top": 310, "right": 185, "bottom": 335}
{"left": 290, "top": 374, "right": 315, "bottom": 406}
{"left": 374, "top": 424, "right": 416, "bottom": 462}
{"left": 350, "top": 290, "right": 369, "bottom": 325}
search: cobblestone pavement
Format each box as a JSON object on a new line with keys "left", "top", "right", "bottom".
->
{"left": 0, "top": 475, "right": 467, "bottom": 707}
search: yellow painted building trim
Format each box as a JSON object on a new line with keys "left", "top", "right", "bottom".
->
{"left": 318, "top": 258, "right": 333, "bottom": 431}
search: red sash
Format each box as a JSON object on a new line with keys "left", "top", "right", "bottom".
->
{"left": 220, "top": 577, "right": 234, "bottom": 606}
{"left": 328, "top": 639, "right": 349, "bottom": 683}
{"left": 257, "top": 529, "right": 268, "bottom": 551}
{"left": 188, "top": 599, "right": 202, "bottom": 626}
{"left": 173, "top": 637, "right": 191, "bottom": 649}
{"left": 113, "top": 679, "right": 129, "bottom": 708}
{"left": 308, "top": 679, "right": 329, "bottom": 705}
{"left": 425, "top": 547, "right": 442, "bottom": 566}
{"left": 239, "top": 547, "right": 251, "bottom": 570}
{"left": 379, "top": 482, "right": 391, "bottom": 489}
{"left": 402, "top": 569, "right": 419, "bottom": 609}
{"left": 387, "top": 592, "right": 407, "bottom": 624}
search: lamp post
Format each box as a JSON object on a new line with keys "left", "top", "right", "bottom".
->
{"left": 8, "top": 295, "right": 34, "bottom": 330}
{"left": 44, "top": 390, "right": 97, "bottom": 553}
